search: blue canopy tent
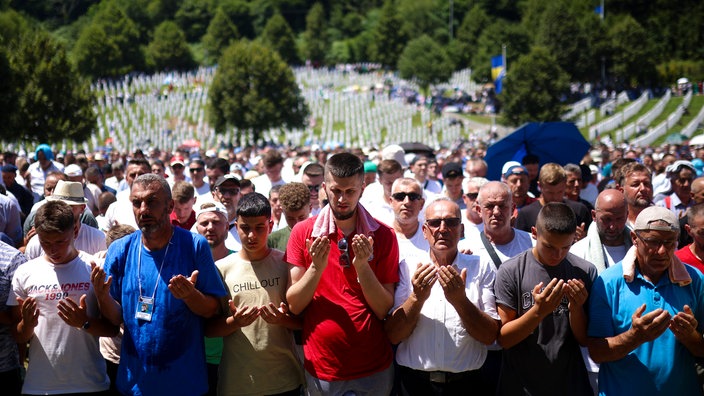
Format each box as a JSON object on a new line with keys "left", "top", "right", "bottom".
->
{"left": 484, "top": 122, "right": 591, "bottom": 181}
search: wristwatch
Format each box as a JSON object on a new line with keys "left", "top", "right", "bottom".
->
{"left": 81, "top": 320, "right": 91, "bottom": 330}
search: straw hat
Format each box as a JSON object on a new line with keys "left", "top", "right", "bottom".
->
{"left": 47, "top": 180, "right": 87, "bottom": 205}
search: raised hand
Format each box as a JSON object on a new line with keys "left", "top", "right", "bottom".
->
{"left": 411, "top": 263, "right": 437, "bottom": 302}
{"left": 259, "top": 302, "right": 290, "bottom": 325}
{"left": 532, "top": 278, "right": 566, "bottom": 317}
{"left": 228, "top": 300, "right": 259, "bottom": 328}
{"left": 90, "top": 262, "right": 112, "bottom": 298}
{"left": 306, "top": 236, "right": 330, "bottom": 270}
{"left": 17, "top": 296, "right": 39, "bottom": 328}
{"left": 168, "top": 270, "right": 199, "bottom": 300}
{"left": 630, "top": 304, "right": 671, "bottom": 344}
{"left": 564, "top": 279, "right": 588, "bottom": 310}
{"left": 57, "top": 295, "right": 89, "bottom": 327}
{"left": 351, "top": 234, "right": 374, "bottom": 267}
{"left": 670, "top": 305, "right": 699, "bottom": 342}
{"left": 437, "top": 265, "right": 467, "bottom": 305}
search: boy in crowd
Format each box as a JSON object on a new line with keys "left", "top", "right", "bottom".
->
{"left": 207, "top": 193, "right": 303, "bottom": 395}
{"left": 8, "top": 201, "right": 118, "bottom": 395}
{"left": 495, "top": 202, "right": 596, "bottom": 395}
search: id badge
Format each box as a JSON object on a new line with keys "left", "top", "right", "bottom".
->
{"left": 135, "top": 296, "right": 154, "bottom": 321}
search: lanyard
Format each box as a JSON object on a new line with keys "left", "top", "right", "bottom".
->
{"left": 137, "top": 237, "right": 171, "bottom": 302}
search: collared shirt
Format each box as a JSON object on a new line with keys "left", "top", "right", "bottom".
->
{"left": 654, "top": 192, "right": 692, "bottom": 218}
{"left": 394, "top": 253, "right": 499, "bottom": 373}
{"left": 589, "top": 262, "right": 704, "bottom": 395}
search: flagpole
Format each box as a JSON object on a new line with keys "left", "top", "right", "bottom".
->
{"left": 502, "top": 44, "right": 507, "bottom": 74}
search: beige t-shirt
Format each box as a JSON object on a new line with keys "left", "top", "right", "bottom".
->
{"left": 216, "top": 249, "right": 303, "bottom": 396}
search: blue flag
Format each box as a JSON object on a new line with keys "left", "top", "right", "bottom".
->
{"left": 491, "top": 55, "right": 505, "bottom": 94}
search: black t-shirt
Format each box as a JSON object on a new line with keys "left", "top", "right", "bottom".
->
{"left": 495, "top": 250, "right": 597, "bottom": 396}
{"left": 515, "top": 199, "right": 592, "bottom": 233}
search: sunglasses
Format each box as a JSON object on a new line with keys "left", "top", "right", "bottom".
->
{"left": 215, "top": 187, "right": 240, "bottom": 196}
{"left": 391, "top": 192, "right": 422, "bottom": 202}
{"left": 189, "top": 167, "right": 204, "bottom": 173}
{"left": 307, "top": 184, "right": 321, "bottom": 192}
{"left": 338, "top": 238, "right": 350, "bottom": 267}
{"left": 465, "top": 192, "right": 479, "bottom": 200}
{"left": 425, "top": 217, "right": 462, "bottom": 229}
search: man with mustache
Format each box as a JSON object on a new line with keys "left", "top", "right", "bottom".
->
{"left": 92, "top": 174, "right": 227, "bottom": 395}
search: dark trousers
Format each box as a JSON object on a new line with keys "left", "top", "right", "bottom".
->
{"left": 105, "top": 360, "right": 120, "bottom": 396}
{"left": 0, "top": 367, "right": 22, "bottom": 396}
{"left": 477, "top": 350, "right": 502, "bottom": 396}
{"left": 398, "top": 365, "right": 482, "bottom": 396}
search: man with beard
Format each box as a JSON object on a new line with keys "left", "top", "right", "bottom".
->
{"left": 618, "top": 162, "right": 653, "bottom": 231}
{"left": 92, "top": 174, "right": 227, "bottom": 395}
{"left": 285, "top": 153, "right": 399, "bottom": 395}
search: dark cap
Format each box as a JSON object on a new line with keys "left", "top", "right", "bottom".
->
{"left": 214, "top": 174, "right": 241, "bottom": 187}
{"left": 442, "top": 162, "right": 463, "bottom": 179}
{"left": 1, "top": 164, "right": 17, "bottom": 173}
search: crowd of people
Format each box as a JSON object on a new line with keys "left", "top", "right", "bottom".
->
{"left": 1, "top": 139, "right": 704, "bottom": 396}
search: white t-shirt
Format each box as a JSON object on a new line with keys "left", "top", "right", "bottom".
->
{"left": 396, "top": 224, "right": 430, "bottom": 264}
{"left": 25, "top": 224, "right": 106, "bottom": 260}
{"left": 8, "top": 252, "right": 109, "bottom": 394}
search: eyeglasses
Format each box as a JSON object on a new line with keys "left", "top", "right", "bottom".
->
{"left": 189, "top": 167, "right": 204, "bottom": 173}
{"left": 465, "top": 192, "right": 479, "bottom": 200}
{"left": 391, "top": 192, "right": 423, "bottom": 202}
{"left": 307, "top": 184, "right": 321, "bottom": 192}
{"left": 635, "top": 232, "right": 677, "bottom": 250}
{"left": 425, "top": 217, "right": 462, "bottom": 229}
{"left": 215, "top": 187, "right": 240, "bottom": 196}
{"left": 338, "top": 238, "right": 350, "bottom": 267}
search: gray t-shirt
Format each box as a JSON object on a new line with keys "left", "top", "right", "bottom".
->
{"left": 494, "top": 249, "right": 597, "bottom": 396}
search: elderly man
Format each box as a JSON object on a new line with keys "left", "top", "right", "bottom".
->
{"left": 676, "top": 203, "right": 704, "bottom": 273}
{"left": 587, "top": 206, "right": 704, "bottom": 395}
{"left": 571, "top": 189, "right": 632, "bottom": 273}
{"left": 570, "top": 189, "right": 631, "bottom": 394}
{"left": 285, "top": 153, "right": 399, "bottom": 395}
{"left": 390, "top": 178, "right": 428, "bottom": 262}
{"left": 24, "top": 181, "right": 106, "bottom": 259}
{"left": 386, "top": 198, "right": 499, "bottom": 395}
{"left": 93, "top": 174, "right": 227, "bottom": 395}
{"left": 654, "top": 160, "right": 696, "bottom": 217}
{"left": 458, "top": 181, "right": 534, "bottom": 393}
{"left": 501, "top": 161, "right": 535, "bottom": 211}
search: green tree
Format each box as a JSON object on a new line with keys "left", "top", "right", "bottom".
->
{"left": 303, "top": 2, "right": 328, "bottom": 65}
{"left": 398, "top": 0, "right": 446, "bottom": 43}
{"left": 175, "top": 0, "right": 214, "bottom": 41}
{"left": 369, "top": 0, "right": 406, "bottom": 69}
{"left": 202, "top": 7, "right": 239, "bottom": 65}
{"left": 209, "top": 40, "right": 309, "bottom": 144}
{"left": 260, "top": 13, "right": 298, "bottom": 64}
{"left": 146, "top": 21, "right": 195, "bottom": 71}
{"left": 534, "top": 1, "right": 594, "bottom": 82}
{"left": 0, "top": 44, "right": 16, "bottom": 132}
{"left": 4, "top": 31, "right": 95, "bottom": 143}
{"left": 73, "top": 0, "right": 143, "bottom": 78}
{"left": 472, "top": 20, "right": 530, "bottom": 82}
{"left": 219, "top": 0, "right": 254, "bottom": 38}
{"left": 608, "top": 15, "right": 658, "bottom": 87}
{"left": 449, "top": 4, "right": 490, "bottom": 69}
{"left": 248, "top": 0, "right": 277, "bottom": 37}
{"left": 397, "top": 34, "right": 453, "bottom": 91}
{"left": 500, "top": 47, "right": 570, "bottom": 126}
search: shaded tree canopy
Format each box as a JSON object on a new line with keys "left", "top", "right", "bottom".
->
{"left": 3, "top": 31, "right": 95, "bottom": 143}
{"left": 146, "top": 20, "right": 195, "bottom": 71}
{"left": 500, "top": 46, "right": 570, "bottom": 126}
{"left": 209, "top": 40, "right": 308, "bottom": 143}
{"left": 397, "top": 34, "right": 453, "bottom": 91}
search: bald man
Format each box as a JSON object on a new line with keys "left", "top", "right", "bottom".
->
{"left": 570, "top": 189, "right": 632, "bottom": 396}
{"left": 678, "top": 176, "right": 704, "bottom": 248}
